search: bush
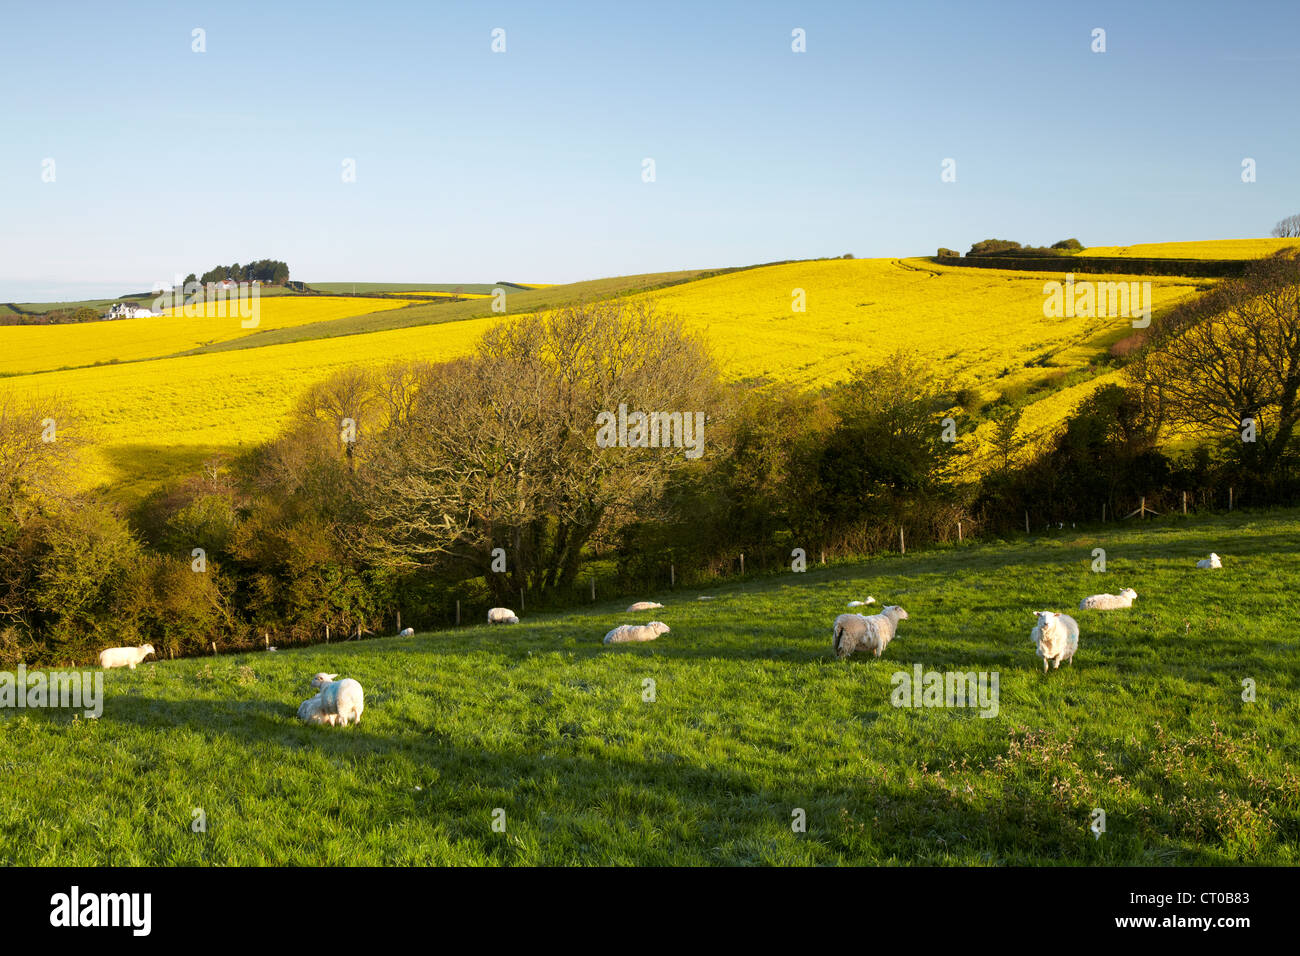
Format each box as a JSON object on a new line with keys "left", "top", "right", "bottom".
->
{"left": 937, "top": 247, "right": 960, "bottom": 258}
{"left": 1051, "top": 238, "right": 1084, "bottom": 250}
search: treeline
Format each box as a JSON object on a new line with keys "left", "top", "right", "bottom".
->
{"left": 941, "top": 238, "right": 1085, "bottom": 258}
{"left": 4, "top": 255, "right": 1298, "bottom": 666}
{"left": 0, "top": 305, "right": 104, "bottom": 326}
{"left": 192, "top": 259, "right": 290, "bottom": 285}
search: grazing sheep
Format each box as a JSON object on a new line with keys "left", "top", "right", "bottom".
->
{"left": 97, "top": 644, "right": 156, "bottom": 670}
{"left": 846, "top": 597, "right": 876, "bottom": 608}
{"left": 399, "top": 627, "right": 415, "bottom": 636}
{"left": 1031, "top": 611, "right": 1079, "bottom": 672}
{"left": 626, "top": 601, "right": 665, "bottom": 612}
{"left": 603, "top": 622, "right": 670, "bottom": 645}
{"left": 1078, "top": 587, "right": 1138, "bottom": 611}
{"left": 833, "top": 605, "right": 909, "bottom": 659}
{"left": 297, "top": 694, "right": 337, "bottom": 726}
{"left": 307, "top": 673, "right": 365, "bottom": 726}
{"left": 487, "top": 607, "right": 519, "bottom": 624}
{"left": 1196, "top": 553, "right": 1222, "bottom": 569}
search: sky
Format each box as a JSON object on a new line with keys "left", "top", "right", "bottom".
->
{"left": 2, "top": 0, "right": 1298, "bottom": 300}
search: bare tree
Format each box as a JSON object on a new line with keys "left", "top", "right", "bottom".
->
{"left": 1132, "top": 254, "right": 1300, "bottom": 474}
{"left": 358, "top": 299, "right": 722, "bottom": 597}
{"left": 1272, "top": 214, "right": 1300, "bottom": 239}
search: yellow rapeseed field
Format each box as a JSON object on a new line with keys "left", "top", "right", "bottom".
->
{"left": 0, "top": 257, "right": 1209, "bottom": 496}
{"left": 1079, "top": 239, "right": 1299, "bottom": 259}
{"left": 0, "top": 296, "right": 415, "bottom": 376}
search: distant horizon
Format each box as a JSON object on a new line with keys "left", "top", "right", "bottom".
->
{"left": 0, "top": 231, "right": 1284, "bottom": 303}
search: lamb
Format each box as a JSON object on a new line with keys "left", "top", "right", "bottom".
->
{"left": 297, "top": 694, "right": 337, "bottom": 726}
{"left": 1196, "top": 553, "right": 1222, "bottom": 569}
{"left": 307, "top": 673, "right": 365, "bottom": 726}
{"left": 846, "top": 598, "right": 876, "bottom": 608}
{"left": 603, "top": 622, "right": 670, "bottom": 644}
{"left": 1078, "top": 587, "right": 1138, "bottom": 611}
{"left": 487, "top": 607, "right": 520, "bottom": 624}
{"left": 1031, "top": 611, "right": 1079, "bottom": 672}
{"left": 98, "top": 644, "right": 156, "bottom": 670}
{"left": 626, "top": 601, "right": 664, "bottom": 612}
{"left": 399, "top": 627, "right": 415, "bottom": 636}
{"left": 833, "top": 605, "right": 908, "bottom": 659}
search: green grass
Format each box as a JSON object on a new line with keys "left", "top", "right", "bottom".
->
{"left": 306, "top": 282, "right": 519, "bottom": 294}
{"left": 3, "top": 509, "right": 1297, "bottom": 865}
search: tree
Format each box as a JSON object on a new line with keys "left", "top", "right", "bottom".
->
{"left": 1132, "top": 254, "right": 1300, "bottom": 475}
{"left": 1272, "top": 214, "right": 1300, "bottom": 239}
{"left": 358, "top": 300, "right": 722, "bottom": 598}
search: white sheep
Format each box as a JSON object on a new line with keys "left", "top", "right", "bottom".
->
{"left": 603, "top": 621, "right": 670, "bottom": 644}
{"left": 1031, "top": 611, "right": 1079, "bottom": 672}
{"left": 846, "top": 597, "right": 876, "bottom": 608}
{"left": 399, "top": 627, "right": 415, "bottom": 636}
{"left": 1196, "top": 553, "right": 1222, "bottom": 569}
{"left": 98, "top": 644, "right": 156, "bottom": 670}
{"left": 297, "top": 694, "right": 337, "bottom": 726}
{"left": 626, "top": 601, "right": 665, "bottom": 612}
{"left": 1079, "top": 587, "right": 1137, "bottom": 611}
{"left": 833, "top": 605, "right": 908, "bottom": 659}
{"left": 307, "top": 673, "right": 365, "bottom": 726}
{"left": 487, "top": 607, "right": 519, "bottom": 624}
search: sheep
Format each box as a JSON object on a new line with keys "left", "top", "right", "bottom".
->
{"left": 399, "top": 627, "right": 415, "bottom": 636}
{"left": 297, "top": 694, "right": 337, "bottom": 726}
{"left": 487, "top": 607, "right": 520, "bottom": 625}
{"left": 1078, "top": 587, "right": 1138, "bottom": 611}
{"left": 846, "top": 597, "right": 876, "bottom": 608}
{"left": 1196, "top": 553, "right": 1222, "bottom": 569}
{"left": 833, "top": 605, "right": 908, "bottom": 659}
{"left": 603, "top": 622, "right": 670, "bottom": 645}
{"left": 1031, "top": 611, "right": 1079, "bottom": 672}
{"left": 98, "top": 644, "right": 156, "bottom": 670}
{"left": 307, "top": 673, "right": 365, "bottom": 726}
{"left": 626, "top": 601, "right": 665, "bottom": 612}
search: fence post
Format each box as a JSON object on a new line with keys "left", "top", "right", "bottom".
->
{"left": 1229, "top": 487, "right": 1234, "bottom": 511}
{"left": 590, "top": 576, "right": 596, "bottom": 601}
{"left": 820, "top": 550, "right": 826, "bottom": 565}
{"left": 670, "top": 563, "right": 675, "bottom": 587}
{"left": 210, "top": 641, "right": 217, "bottom": 656}
{"left": 456, "top": 600, "right": 461, "bottom": 626}
{"left": 957, "top": 521, "right": 963, "bottom": 543}
{"left": 325, "top": 624, "right": 329, "bottom": 643}
{"left": 899, "top": 527, "right": 905, "bottom": 555}
{"left": 1025, "top": 510, "right": 1030, "bottom": 534}
{"left": 520, "top": 589, "right": 525, "bottom": 611}
{"left": 397, "top": 611, "right": 401, "bottom": 633}
{"left": 1182, "top": 490, "right": 1187, "bottom": 515}
{"left": 1102, "top": 502, "right": 1106, "bottom": 523}
{"left": 740, "top": 553, "right": 744, "bottom": 575}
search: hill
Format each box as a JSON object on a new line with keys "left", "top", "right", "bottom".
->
{"left": 1078, "top": 239, "right": 1300, "bottom": 260}
{"left": 4, "top": 508, "right": 1295, "bottom": 865}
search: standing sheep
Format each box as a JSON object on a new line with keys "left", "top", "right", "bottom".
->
{"left": 1196, "top": 553, "right": 1222, "bottom": 569}
{"left": 833, "top": 606, "right": 909, "bottom": 659}
{"left": 487, "top": 607, "right": 520, "bottom": 624}
{"left": 1031, "top": 611, "right": 1079, "bottom": 672}
{"left": 603, "top": 622, "right": 670, "bottom": 644}
{"left": 98, "top": 644, "right": 156, "bottom": 670}
{"left": 1078, "top": 587, "right": 1138, "bottom": 611}
{"left": 307, "top": 673, "right": 365, "bottom": 726}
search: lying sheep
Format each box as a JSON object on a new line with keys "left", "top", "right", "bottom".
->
{"left": 1196, "top": 553, "right": 1222, "bottom": 569}
{"left": 487, "top": 607, "right": 519, "bottom": 624}
{"left": 98, "top": 643, "right": 156, "bottom": 670}
{"left": 1078, "top": 587, "right": 1137, "bottom": 611}
{"left": 603, "top": 622, "right": 670, "bottom": 644}
{"left": 626, "top": 601, "right": 665, "bottom": 612}
{"left": 297, "top": 694, "right": 337, "bottom": 726}
{"left": 307, "top": 673, "right": 365, "bottom": 726}
{"left": 399, "top": 627, "right": 415, "bottom": 636}
{"left": 1031, "top": 611, "right": 1079, "bottom": 672}
{"left": 833, "top": 605, "right": 909, "bottom": 659}
{"left": 846, "top": 598, "right": 876, "bottom": 608}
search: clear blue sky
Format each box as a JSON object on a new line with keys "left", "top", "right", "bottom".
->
{"left": 2, "top": 0, "right": 1297, "bottom": 300}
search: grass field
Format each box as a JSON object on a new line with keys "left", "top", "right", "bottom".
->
{"left": 1078, "top": 239, "right": 1300, "bottom": 260}
{"left": 3, "top": 508, "right": 1294, "bottom": 865}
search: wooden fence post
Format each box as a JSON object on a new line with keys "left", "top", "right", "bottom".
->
{"left": 396, "top": 611, "right": 401, "bottom": 633}
{"left": 520, "top": 589, "right": 525, "bottom": 611}
{"left": 590, "top": 576, "right": 596, "bottom": 601}
{"left": 740, "top": 553, "right": 745, "bottom": 575}
{"left": 210, "top": 641, "right": 217, "bottom": 656}
{"left": 1025, "top": 510, "right": 1030, "bottom": 534}
{"left": 1182, "top": 490, "right": 1187, "bottom": 515}
{"left": 670, "top": 563, "right": 675, "bottom": 587}
{"left": 899, "top": 527, "right": 905, "bottom": 555}
{"left": 325, "top": 624, "right": 330, "bottom": 643}
{"left": 1229, "top": 487, "right": 1234, "bottom": 511}
{"left": 957, "top": 521, "right": 963, "bottom": 543}
{"left": 456, "top": 600, "right": 461, "bottom": 626}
